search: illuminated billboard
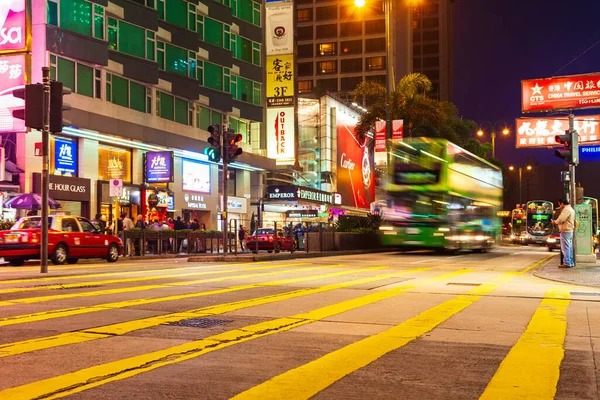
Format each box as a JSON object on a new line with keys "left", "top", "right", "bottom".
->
{"left": 515, "top": 116, "right": 600, "bottom": 148}
{"left": 0, "top": 53, "right": 27, "bottom": 133}
{"left": 266, "top": 54, "right": 294, "bottom": 107}
{"left": 182, "top": 159, "right": 210, "bottom": 193}
{"left": 522, "top": 73, "right": 600, "bottom": 113}
{"left": 266, "top": 107, "right": 295, "bottom": 164}
{"left": 0, "top": 0, "right": 29, "bottom": 54}
{"left": 265, "top": 1, "right": 293, "bottom": 55}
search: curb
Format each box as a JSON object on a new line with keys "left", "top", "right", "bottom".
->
{"left": 187, "top": 249, "right": 395, "bottom": 263}
{"left": 532, "top": 254, "right": 600, "bottom": 288}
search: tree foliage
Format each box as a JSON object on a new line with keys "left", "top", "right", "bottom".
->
{"left": 353, "top": 73, "right": 493, "bottom": 161}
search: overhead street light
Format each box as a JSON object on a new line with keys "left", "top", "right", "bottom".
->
{"left": 476, "top": 121, "right": 511, "bottom": 159}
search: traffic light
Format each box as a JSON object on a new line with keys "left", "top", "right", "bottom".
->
{"left": 225, "top": 128, "right": 243, "bottom": 162}
{"left": 50, "top": 81, "right": 72, "bottom": 133}
{"left": 555, "top": 129, "right": 579, "bottom": 165}
{"left": 204, "top": 124, "right": 222, "bottom": 162}
{"left": 12, "top": 84, "right": 44, "bottom": 130}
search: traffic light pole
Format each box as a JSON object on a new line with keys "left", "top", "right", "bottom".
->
{"left": 568, "top": 112, "right": 577, "bottom": 266}
{"left": 222, "top": 128, "right": 228, "bottom": 255}
{"left": 41, "top": 67, "right": 51, "bottom": 273}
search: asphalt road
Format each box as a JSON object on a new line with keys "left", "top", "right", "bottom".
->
{"left": 0, "top": 246, "right": 598, "bottom": 399}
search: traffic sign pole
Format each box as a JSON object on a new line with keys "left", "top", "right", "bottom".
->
{"left": 41, "top": 67, "right": 50, "bottom": 274}
{"left": 568, "top": 112, "right": 577, "bottom": 266}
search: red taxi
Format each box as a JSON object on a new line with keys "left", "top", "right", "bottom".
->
{"left": 247, "top": 228, "right": 296, "bottom": 253}
{"left": 0, "top": 216, "right": 123, "bottom": 266}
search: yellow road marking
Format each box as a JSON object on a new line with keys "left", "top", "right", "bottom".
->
{"left": 0, "top": 269, "right": 471, "bottom": 399}
{"left": 0, "top": 258, "right": 191, "bottom": 273}
{"left": 0, "top": 268, "right": 429, "bottom": 357}
{"left": 479, "top": 288, "right": 570, "bottom": 399}
{"left": 0, "top": 263, "right": 304, "bottom": 295}
{"left": 232, "top": 272, "right": 516, "bottom": 400}
{"left": 520, "top": 254, "right": 557, "bottom": 273}
{"left": 0, "top": 264, "right": 359, "bottom": 327}
{"left": 0, "top": 261, "right": 273, "bottom": 285}
{"left": 0, "top": 264, "right": 313, "bottom": 307}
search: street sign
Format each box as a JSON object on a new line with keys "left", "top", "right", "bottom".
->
{"left": 109, "top": 178, "right": 123, "bottom": 197}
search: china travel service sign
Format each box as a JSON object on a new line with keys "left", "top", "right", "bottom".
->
{"left": 522, "top": 73, "right": 600, "bottom": 113}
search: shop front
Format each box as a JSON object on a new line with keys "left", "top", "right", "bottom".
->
{"left": 220, "top": 195, "right": 249, "bottom": 231}
{"left": 263, "top": 185, "right": 339, "bottom": 226}
{"left": 177, "top": 192, "right": 217, "bottom": 229}
{"left": 33, "top": 173, "right": 91, "bottom": 217}
{"left": 97, "top": 182, "right": 141, "bottom": 226}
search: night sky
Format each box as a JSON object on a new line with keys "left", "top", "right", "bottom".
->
{"left": 452, "top": 0, "right": 600, "bottom": 166}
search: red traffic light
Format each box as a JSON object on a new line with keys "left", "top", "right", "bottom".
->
{"left": 227, "top": 133, "right": 243, "bottom": 145}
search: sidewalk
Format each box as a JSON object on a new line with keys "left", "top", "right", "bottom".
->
{"left": 533, "top": 253, "right": 600, "bottom": 287}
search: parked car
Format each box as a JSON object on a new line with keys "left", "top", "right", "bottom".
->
{"left": 0, "top": 216, "right": 123, "bottom": 266}
{"left": 246, "top": 228, "right": 296, "bottom": 253}
{"left": 546, "top": 233, "right": 560, "bottom": 252}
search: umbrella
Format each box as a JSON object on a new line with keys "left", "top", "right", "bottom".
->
{"left": 3, "top": 193, "right": 62, "bottom": 210}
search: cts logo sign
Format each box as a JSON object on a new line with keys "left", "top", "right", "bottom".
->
{"left": 0, "top": 0, "right": 27, "bottom": 52}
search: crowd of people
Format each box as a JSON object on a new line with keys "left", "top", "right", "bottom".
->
{"left": 91, "top": 213, "right": 208, "bottom": 236}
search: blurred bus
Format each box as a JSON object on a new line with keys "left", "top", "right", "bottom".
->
{"left": 375, "top": 138, "right": 503, "bottom": 253}
{"left": 523, "top": 200, "right": 554, "bottom": 245}
{"left": 510, "top": 207, "right": 526, "bottom": 243}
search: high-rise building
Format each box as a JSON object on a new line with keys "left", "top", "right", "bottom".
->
{"left": 1, "top": 0, "right": 273, "bottom": 229}
{"left": 412, "top": 0, "right": 454, "bottom": 101}
{"left": 295, "top": 0, "right": 453, "bottom": 102}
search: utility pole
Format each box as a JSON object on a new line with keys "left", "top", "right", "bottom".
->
{"left": 568, "top": 112, "right": 577, "bottom": 265}
{"left": 222, "top": 125, "right": 228, "bottom": 255}
{"left": 41, "top": 67, "right": 50, "bottom": 273}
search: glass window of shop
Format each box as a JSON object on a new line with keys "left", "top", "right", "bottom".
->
{"left": 50, "top": 136, "right": 78, "bottom": 177}
{"left": 98, "top": 144, "right": 132, "bottom": 183}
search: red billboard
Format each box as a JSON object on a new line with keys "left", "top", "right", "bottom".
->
{"left": 337, "top": 113, "right": 375, "bottom": 210}
{"left": 522, "top": 73, "right": 600, "bottom": 113}
{"left": 516, "top": 116, "right": 600, "bottom": 148}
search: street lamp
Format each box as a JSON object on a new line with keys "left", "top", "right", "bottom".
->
{"left": 355, "top": 0, "right": 393, "bottom": 143}
{"left": 476, "top": 122, "right": 511, "bottom": 159}
{"left": 509, "top": 165, "right": 533, "bottom": 206}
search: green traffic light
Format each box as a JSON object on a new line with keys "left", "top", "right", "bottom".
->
{"left": 204, "top": 147, "right": 220, "bottom": 162}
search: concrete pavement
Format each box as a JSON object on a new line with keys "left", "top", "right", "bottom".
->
{"left": 1, "top": 246, "right": 600, "bottom": 399}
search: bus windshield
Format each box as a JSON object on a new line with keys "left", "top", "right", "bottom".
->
{"left": 511, "top": 208, "right": 525, "bottom": 236}
{"left": 526, "top": 201, "right": 553, "bottom": 236}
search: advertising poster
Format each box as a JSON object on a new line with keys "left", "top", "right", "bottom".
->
{"left": 266, "top": 54, "right": 294, "bottom": 107}
{"left": 522, "top": 73, "right": 600, "bottom": 113}
{"left": 515, "top": 116, "right": 600, "bottom": 148}
{"left": 144, "top": 151, "right": 174, "bottom": 183}
{"left": 265, "top": 2, "right": 293, "bottom": 55}
{"left": 0, "top": 53, "right": 27, "bottom": 133}
{"left": 182, "top": 159, "right": 210, "bottom": 193}
{"left": 266, "top": 107, "right": 295, "bottom": 163}
{"left": 336, "top": 112, "right": 375, "bottom": 209}
{"left": 374, "top": 120, "right": 386, "bottom": 152}
{"left": 53, "top": 136, "right": 77, "bottom": 176}
{"left": 0, "top": 0, "right": 29, "bottom": 53}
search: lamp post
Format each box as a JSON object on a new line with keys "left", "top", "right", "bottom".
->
{"left": 509, "top": 165, "right": 532, "bottom": 206}
{"left": 476, "top": 121, "right": 510, "bottom": 159}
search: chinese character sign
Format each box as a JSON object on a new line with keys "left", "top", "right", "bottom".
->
{"left": 522, "top": 73, "right": 600, "bottom": 113}
{"left": 144, "top": 151, "right": 174, "bottom": 183}
{"left": 265, "top": 2, "right": 293, "bottom": 55}
{"left": 266, "top": 54, "right": 294, "bottom": 107}
{"left": 0, "top": 0, "right": 27, "bottom": 53}
{"left": 53, "top": 137, "right": 78, "bottom": 176}
{"left": 266, "top": 107, "right": 295, "bottom": 164}
{"left": 0, "top": 53, "right": 26, "bottom": 133}
{"left": 515, "top": 116, "right": 600, "bottom": 148}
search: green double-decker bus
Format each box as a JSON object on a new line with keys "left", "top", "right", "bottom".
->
{"left": 374, "top": 138, "right": 503, "bottom": 252}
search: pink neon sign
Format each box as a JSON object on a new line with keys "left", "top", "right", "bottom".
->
{"left": 0, "top": 53, "right": 26, "bottom": 133}
{"left": 0, "top": 0, "right": 26, "bottom": 53}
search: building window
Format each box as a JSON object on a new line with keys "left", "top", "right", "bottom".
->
{"left": 423, "top": 57, "right": 438, "bottom": 68}
{"left": 422, "top": 17, "right": 439, "bottom": 29}
{"left": 204, "top": 17, "right": 224, "bottom": 48}
{"left": 195, "top": 106, "right": 223, "bottom": 129}
{"left": 341, "top": 40, "right": 362, "bottom": 55}
{"left": 316, "top": 24, "right": 337, "bottom": 39}
{"left": 298, "top": 80, "right": 313, "bottom": 94}
{"left": 156, "top": 91, "right": 192, "bottom": 125}
{"left": 366, "top": 37, "right": 385, "bottom": 53}
{"left": 232, "top": 0, "right": 261, "bottom": 27}
{"left": 422, "top": 43, "right": 440, "bottom": 55}
{"left": 233, "top": 35, "right": 261, "bottom": 65}
{"left": 107, "top": 17, "right": 155, "bottom": 62}
{"left": 48, "top": 0, "right": 105, "bottom": 40}
{"left": 106, "top": 73, "right": 152, "bottom": 113}
{"left": 366, "top": 75, "right": 386, "bottom": 85}
{"left": 341, "top": 76, "right": 363, "bottom": 91}
{"left": 341, "top": 58, "right": 362, "bottom": 73}
{"left": 50, "top": 54, "right": 101, "bottom": 99}
{"left": 340, "top": 21, "right": 362, "bottom": 37}
{"left": 298, "top": 62, "right": 314, "bottom": 77}
{"left": 316, "top": 78, "right": 337, "bottom": 93}
{"left": 98, "top": 144, "right": 132, "bottom": 182}
{"left": 317, "top": 42, "right": 336, "bottom": 56}
{"left": 366, "top": 56, "right": 385, "bottom": 71}
{"left": 365, "top": 19, "right": 385, "bottom": 34}
{"left": 318, "top": 60, "right": 337, "bottom": 74}
{"left": 203, "top": 62, "right": 224, "bottom": 91}
{"left": 298, "top": 44, "right": 313, "bottom": 58}
{"left": 316, "top": 6, "right": 336, "bottom": 21}
{"left": 297, "top": 8, "right": 312, "bottom": 22}
{"left": 298, "top": 26, "right": 313, "bottom": 41}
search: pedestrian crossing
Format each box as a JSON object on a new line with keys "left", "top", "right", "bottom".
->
{"left": 0, "top": 256, "right": 593, "bottom": 399}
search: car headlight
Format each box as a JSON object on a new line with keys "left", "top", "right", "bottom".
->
{"left": 547, "top": 238, "right": 557, "bottom": 243}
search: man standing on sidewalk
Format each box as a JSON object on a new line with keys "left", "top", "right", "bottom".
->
{"left": 552, "top": 199, "right": 575, "bottom": 268}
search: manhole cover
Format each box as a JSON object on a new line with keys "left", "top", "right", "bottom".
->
{"left": 168, "top": 318, "right": 232, "bottom": 329}
{"left": 447, "top": 283, "right": 481, "bottom": 287}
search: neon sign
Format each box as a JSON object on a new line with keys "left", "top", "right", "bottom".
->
{"left": 0, "top": 53, "right": 26, "bottom": 133}
{"left": 0, "top": 0, "right": 27, "bottom": 53}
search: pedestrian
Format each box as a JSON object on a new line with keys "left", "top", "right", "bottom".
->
{"left": 238, "top": 225, "right": 247, "bottom": 251}
{"left": 135, "top": 214, "right": 144, "bottom": 229}
{"left": 122, "top": 212, "right": 135, "bottom": 256}
{"left": 173, "top": 216, "right": 186, "bottom": 230}
{"left": 552, "top": 198, "right": 575, "bottom": 268}
{"left": 200, "top": 223, "right": 206, "bottom": 230}
{"left": 92, "top": 213, "right": 106, "bottom": 234}
{"left": 553, "top": 203, "right": 564, "bottom": 265}
{"left": 117, "top": 213, "right": 124, "bottom": 233}
{"left": 189, "top": 219, "right": 200, "bottom": 231}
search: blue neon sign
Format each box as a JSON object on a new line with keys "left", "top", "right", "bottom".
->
{"left": 54, "top": 137, "right": 78, "bottom": 176}
{"left": 580, "top": 145, "right": 600, "bottom": 162}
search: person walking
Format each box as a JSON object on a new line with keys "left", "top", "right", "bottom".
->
{"left": 122, "top": 212, "right": 135, "bottom": 256}
{"left": 238, "top": 225, "right": 247, "bottom": 251}
{"left": 552, "top": 198, "right": 575, "bottom": 268}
